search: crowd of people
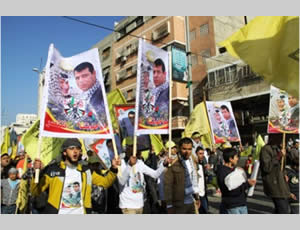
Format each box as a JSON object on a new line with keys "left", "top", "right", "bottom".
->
{"left": 1, "top": 132, "right": 299, "bottom": 215}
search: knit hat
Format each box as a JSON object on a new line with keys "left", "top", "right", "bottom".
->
{"left": 8, "top": 167, "right": 18, "bottom": 174}
{"left": 62, "top": 138, "right": 82, "bottom": 151}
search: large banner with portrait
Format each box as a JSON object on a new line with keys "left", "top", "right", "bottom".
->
{"left": 134, "top": 39, "right": 170, "bottom": 135}
{"left": 114, "top": 104, "right": 151, "bottom": 151}
{"left": 40, "top": 44, "right": 113, "bottom": 139}
{"left": 268, "top": 85, "right": 299, "bottom": 134}
{"left": 206, "top": 101, "right": 241, "bottom": 144}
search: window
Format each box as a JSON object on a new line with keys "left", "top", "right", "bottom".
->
{"left": 216, "top": 69, "right": 225, "bottom": 85}
{"left": 126, "top": 66, "right": 133, "bottom": 77}
{"left": 191, "top": 54, "right": 198, "bottom": 66}
{"left": 189, "top": 29, "right": 196, "bottom": 41}
{"left": 242, "top": 65, "right": 250, "bottom": 78}
{"left": 136, "top": 16, "right": 143, "bottom": 26}
{"left": 208, "top": 72, "right": 216, "bottom": 88}
{"left": 225, "top": 65, "right": 236, "bottom": 83}
{"left": 200, "top": 23, "right": 209, "bottom": 36}
{"left": 126, "top": 21, "right": 137, "bottom": 33}
{"left": 102, "top": 47, "right": 111, "bottom": 61}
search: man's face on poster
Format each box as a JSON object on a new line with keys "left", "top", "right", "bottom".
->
{"left": 153, "top": 64, "right": 166, "bottom": 87}
{"left": 128, "top": 113, "right": 135, "bottom": 126}
{"left": 288, "top": 96, "right": 298, "bottom": 107}
{"left": 221, "top": 108, "right": 231, "bottom": 120}
{"left": 73, "top": 183, "right": 80, "bottom": 192}
{"left": 59, "top": 78, "right": 70, "bottom": 96}
{"left": 75, "top": 67, "right": 96, "bottom": 92}
{"left": 143, "top": 72, "right": 150, "bottom": 88}
{"left": 214, "top": 111, "right": 222, "bottom": 123}
{"left": 277, "top": 99, "right": 285, "bottom": 111}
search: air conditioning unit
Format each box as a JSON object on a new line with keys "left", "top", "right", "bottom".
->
{"left": 121, "top": 56, "right": 127, "bottom": 62}
{"left": 152, "top": 21, "right": 170, "bottom": 41}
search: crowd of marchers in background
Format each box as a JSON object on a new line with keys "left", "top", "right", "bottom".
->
{"left": 1, "top": 132, "right": 299, "bottom": 214}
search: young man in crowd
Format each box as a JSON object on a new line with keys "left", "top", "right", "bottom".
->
{"left": 217, "top": 148, "right": 256, "bottom": 214}
{"left": 195, "top": 146, "right": 209, "bottom": 214}
{"left": 260, "top": 134, "right": 290, "bottom": 214}
{"left": 164, "top": 137, "right": 200, "bottom": 214}
{"left": 31, "top": 138, "right": 120, "bottom": 214}
{"left": 117, "top": 137, "right": 171, "bottom": 214}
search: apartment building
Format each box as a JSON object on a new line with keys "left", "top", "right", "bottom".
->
{"left": 192, "top": 16, "right": 272, "bottom": 144}
{"left": 110, "top": 16, "right": 189, "bottom": 140}
{"left": 93, "top": 16, "right": 273, "bottom": 143}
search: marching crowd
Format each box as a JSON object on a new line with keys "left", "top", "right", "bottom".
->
{"left": 1, "top": 132, "right": 299, "bottom": 215}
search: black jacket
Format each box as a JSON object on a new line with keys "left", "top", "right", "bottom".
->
{"left": 217, "top": 165, "right": 249, "bottom": 209}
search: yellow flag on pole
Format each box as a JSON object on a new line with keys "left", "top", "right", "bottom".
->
{"left": 255, "top": 134, "right": 265, "bottom": 160}
{"left": 183, "top": 102, "right": 213, "bottom": 149}
{"left": 21, "top": 119, "right": 66, "bottom": 166}
{"left": 1, "top": 127, "right": 11, "bottom": 155}
{"left": 219, "top": 16, "right": 299, "bottom": 98}
{"left": 107, "top": 89, "right": 127, "bottom": 131}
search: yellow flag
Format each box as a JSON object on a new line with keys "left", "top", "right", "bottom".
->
{"left": 150, "top": 134, "right": 165, "bottom": 155}
{"left": 1, "top": 127, "right": 11, "bottom": 155}
{"left": 10, "top": 143, "right": 18, "bottom": 160}
{"left": 21, "top": 119, "right": 66, "bottom": 166}
{"left": 107, "top": 89, "right": 127, "bottom": 131}
{"left": 183, "top": 102, "right": 213, "bottom": 149}
{"left": 255, "top": 134, "right": 265, "bottom": 160}
{"left": 15, "top": 179, "right": 28, "bottom": 213}
{"left": 220, "top": 16, "right": 299, "bottom": 98}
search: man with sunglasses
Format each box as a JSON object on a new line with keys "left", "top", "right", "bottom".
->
{"left": 31, "top": 138, "right": 120, "bottom": 214}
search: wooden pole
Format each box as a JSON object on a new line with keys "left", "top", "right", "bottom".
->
{"left": 168, "top": 50, "right": 172, "bottom": 165}
{"left": 34, "top": 136, "right": 42, "bottom": 184}
{"left": 281, "top": 133, "right": 286, "bottom": 171}
{"left": 111, "top": 134, "right": 122, "bottom": 176}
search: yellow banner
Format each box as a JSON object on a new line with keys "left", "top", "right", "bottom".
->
{"left": 21, "top": 119, "right": 66, "bottom": 166}
{"left": 1, "top": 127, "right": 10, "bottom": 155}
{"left": 220, "top": 16, "right": 299, "bottom": 98}
{"left": 183, "top": 102, "right": 213, "bottom": 149}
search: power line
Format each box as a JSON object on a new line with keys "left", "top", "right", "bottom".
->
{"left": 62, "top": 16, "right": 242, "bottom": 66}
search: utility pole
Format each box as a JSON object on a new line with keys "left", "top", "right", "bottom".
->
{"left": 185, "top": 16, "right": 193, "bottom": 114}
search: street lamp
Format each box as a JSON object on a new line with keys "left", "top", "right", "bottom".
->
{"left": 32, "top": 68, "right": 43, "bottom": 118}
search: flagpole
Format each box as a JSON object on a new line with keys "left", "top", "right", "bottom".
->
{"left": 168, "top": 50, "right": 173, "bottom": 165}
{"left": 281, "top": 133, "right": 286, "bottom": 171}
{"left": 34, "top": 136, "right": 42, "bottom": 184}
{"left": 203, "top": 89, "right": 213, "bottom": 150}
{"left": 132, "top": 135, "right": 137, "bottom": 174}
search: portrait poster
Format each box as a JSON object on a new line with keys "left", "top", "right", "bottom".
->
{"left": 268, "top": 85, "right": 299, "bottom": 134}
{"left": 83, "top": 138, "right": 111, "bottom": 169}
{"left": 114, "top": 104, "right": 151, "bottom": 151}
{"left": 206, "top": 101, "right": 241, "bottom": 144}
{"left": 40, "top": 44, "right": 113, "bottom": 139}
{"left": 134, "top": 39, "right": 169, "bottom": 135}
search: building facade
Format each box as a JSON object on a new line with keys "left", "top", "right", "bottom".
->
{"left": 109, "top": 16, "right": 190, "bottom": 140}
